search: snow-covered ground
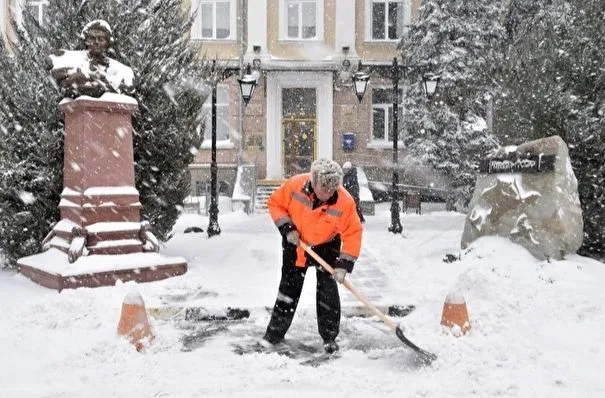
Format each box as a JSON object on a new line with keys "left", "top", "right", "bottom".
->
{"left": 1, "top": 203, "right": 604, "bottom": 397}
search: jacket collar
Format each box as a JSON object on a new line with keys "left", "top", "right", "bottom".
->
{"left": 303, "top": 179, "right": 338, "bottom": 206}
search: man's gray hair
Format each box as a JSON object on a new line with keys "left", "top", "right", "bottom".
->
{"left": 310, "top": 159, "right": 343, "bottom": 192}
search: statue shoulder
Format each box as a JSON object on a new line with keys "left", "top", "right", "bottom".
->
{"left": 106, "top": 58, "right": 134, "bottom": 86}
{"left": 48, "top": 49, "right": 88, "bottom": 70}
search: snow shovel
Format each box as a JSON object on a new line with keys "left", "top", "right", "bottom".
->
{"left": 300, "top": 241, "right": 437, "bottom": 366}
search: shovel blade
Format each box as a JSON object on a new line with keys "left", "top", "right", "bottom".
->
{"left": 395, "top": 326, "right": 437, "bottom": 366}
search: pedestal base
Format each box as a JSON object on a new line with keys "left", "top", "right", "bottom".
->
{"left": 18, "top": 249, "right": 187, "bottom": 291}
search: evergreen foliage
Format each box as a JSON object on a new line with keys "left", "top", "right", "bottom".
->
{"left": 401, "top": 0, "right": 604, "bottom": 258}
{"left": 498, "top": 0, "right": 605, "bottom": 257}
{"left": 0, "top": 23, "right": 63, "bottom": 267}
{"left": 399, "top": 0, "right": 506, "bottom": 204}
{"left": 0, "top": 0, "right": 211, "bottom": 267}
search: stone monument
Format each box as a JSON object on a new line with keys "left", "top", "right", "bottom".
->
{"left": 461, "top": 135, "right": 583, "bottom": 260}
{"left": 18, "top": 20, "right": 187, "bottom": 290}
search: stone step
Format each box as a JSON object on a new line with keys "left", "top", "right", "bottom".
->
{"left": 255, "top": 184, "right": 280, "bottom": 210}
{"left": 48, "top": 236, "right": 70, "bottom": 253}
{"left": 86, "top": 222, "right": 142, "bottom": 245}
{"left": 87, "top": 239, "right": 143, "bottom": 255}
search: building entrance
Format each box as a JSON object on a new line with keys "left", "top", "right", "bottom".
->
{"left": 281, "top": 88, "right": 316, "bottom": 177}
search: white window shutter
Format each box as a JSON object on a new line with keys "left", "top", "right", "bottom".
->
{"left": 404, "top": 0, "right": 411, "bottom": 28}
{"left": 190, "top": 0, "right": 202, "bottom": 39}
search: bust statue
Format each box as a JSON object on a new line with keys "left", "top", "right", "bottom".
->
{"left": 49, "top": 20, "right": 134, "bottom": 98}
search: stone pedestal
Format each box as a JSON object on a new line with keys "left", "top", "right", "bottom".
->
{"left": 461, "top": 135, "right": 583, "bottom": 260}
{"left": 18, "top": 94, "right": 187, "bottom": 290}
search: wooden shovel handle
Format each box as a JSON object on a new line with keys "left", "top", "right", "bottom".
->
{"left": 299, "top": 241, "right": 398, "bottom": 332}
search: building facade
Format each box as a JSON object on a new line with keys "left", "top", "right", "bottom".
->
{"left": 189, "top": 0, "right": 424, "bottom": 194}
{"left": 2, "top": 0, "right": 438, "bottom": 198}
{"left": 1, "top": 0, "right": 48, "bottom": 35}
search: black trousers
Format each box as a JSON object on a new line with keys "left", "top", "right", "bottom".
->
{"left": 264, "top": 236, "right": 341, "bottom": 344}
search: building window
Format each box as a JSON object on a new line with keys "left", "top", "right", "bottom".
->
{"left": 0, "top": 0, "right": 4, "bottom": 36}
{"left": 202, "top": 85, "right": 231, "bottom": 142}
{"left": 280, "top": 0, "right": 324, "bottom": 40}
{"left": 27, "top": 0, "right": 49, "bottom": 26}
{"left": 366, "top": 0, "right": 410, "bottom": 41}
{"left": 371, "top": 88, "right": 403, "bottom": 143}
{"left": 192, "top": 0, "right": 236, "bottom": 40}
{"left": 13, "top": 0, "right": 49, "bottom": 26}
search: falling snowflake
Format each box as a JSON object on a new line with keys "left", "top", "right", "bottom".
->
{"left": 18, "top": 191, "right": 37, "bottom": 205}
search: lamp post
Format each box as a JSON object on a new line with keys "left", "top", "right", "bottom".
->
{"left": 388, "top": 57, "right": 403, "bottom": 233}
{"left": 352, "top": 58, "right": 439, "bottom": 234}
{"left": 207, "top": 68, "right": 221, "bottom": 237}
{"left": 388, "top": 57, "right": 440, "bottom": 234}
{"left": 207, "top": 63, "right": 258, "bottom": 237}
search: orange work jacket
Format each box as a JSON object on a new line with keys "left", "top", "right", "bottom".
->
{"left": 268, "top": 173, "right": 363, "bottom": 267}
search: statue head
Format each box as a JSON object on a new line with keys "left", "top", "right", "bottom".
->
{"left": 80, "top": 20, "right": 113, "bottom": 61}
{"left": 48, "top": 19, "right": 134, "bottom": 98}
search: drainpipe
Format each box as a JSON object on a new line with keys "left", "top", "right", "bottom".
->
{"left": 237, "top": 0, "right": 247, "bottom": 165}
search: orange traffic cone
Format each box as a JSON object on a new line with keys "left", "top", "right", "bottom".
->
{"left": 440, "top": 292, "right": 471, "bottom": 335}
{"left": 117, "top": 292, "right": 154, "bottom": 351}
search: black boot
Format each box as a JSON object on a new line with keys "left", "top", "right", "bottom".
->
{"left": 323, "top": 340, "right": 339, "bottom": 354}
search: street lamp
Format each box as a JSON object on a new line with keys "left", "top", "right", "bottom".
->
{"left": 349, "top": 57, "right": 439, "bottom": 234}
{"left": 238, "top": 63, "right": 258, "bottom": 106}
{"left": 388, "top": 57, "right": 440, "bottom": 234}
{"left": 351, "top": 60, "right": 370, "bottom": 103}
{"left": 207, "top": 63, "right": 258, "bottom": 237}
{"left": 422, "top": 73, "right": 440, "bottom": 98}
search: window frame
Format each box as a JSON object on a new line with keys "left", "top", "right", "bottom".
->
{"left": 13, "top": 0, "right": 50, "bottom": 27}
{"left": 201, "top": 84, "right": 233, "bottom": 148}
{"left": 364, "top": 0, "right": 411, "bottom": 42}
{"left": 279, "top": 0, "right": 324, "bottom": 41}
{"left": 26, "top": 0, "right": 48, "bottom": 26}
{"left": 0, "top": 0, "right": 5, "bottom": 36}
{"left": 370, "top": 87, "right": 404, "bottom": 147}
{"left": 191, "top": 0, "right": 237, "bottom": 41}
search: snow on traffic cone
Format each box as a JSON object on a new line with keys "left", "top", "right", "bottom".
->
{"left": 440, "top": 292, "right": 471, "bottom": 336}
{"left": 117, "top": 292, "right": 154, "bottom": 351}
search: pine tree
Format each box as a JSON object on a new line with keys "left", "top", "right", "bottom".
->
{"left": 0, "top": 0, "right": 211, "bottom": 267}
{"left": 496, "top": 0, "right": 568, "bottom": 141}
{"left": 399, "top": 0, "right": 506, "bottom": 204}
{"left": 565, "top": 0, "right": 605, "bottom": 257}
{"left": 0, "top": 11, "right": 64, "bottom": 268}
{"left": 503, "top": 0, "right": 545, "bottom": 42}
{"left": 498, "top": 0, "right": 605, "bottom": 257}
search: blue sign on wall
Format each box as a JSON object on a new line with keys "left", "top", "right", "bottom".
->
{"left": 343, "top": 132, "right": 356, "bottom": 151}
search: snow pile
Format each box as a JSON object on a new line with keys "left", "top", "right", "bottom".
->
{"left": 1, "top": 206, "right": 604, "bottom": 397}
{"left": 356, "top": 166, "right": 374, "bottom": 202}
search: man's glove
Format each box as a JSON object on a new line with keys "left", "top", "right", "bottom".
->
{"left": 332, "top": 268, "right": 347, "bottom": 283}
{"left": 286, "top": 230, "right": 300, "bottom": 246}
{"left": 334, "top": 258, "right": 355, "bottom": 273}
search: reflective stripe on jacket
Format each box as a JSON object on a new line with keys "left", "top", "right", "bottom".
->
{"left": 268, "top": 173, "right": 363, "bottom": 267}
